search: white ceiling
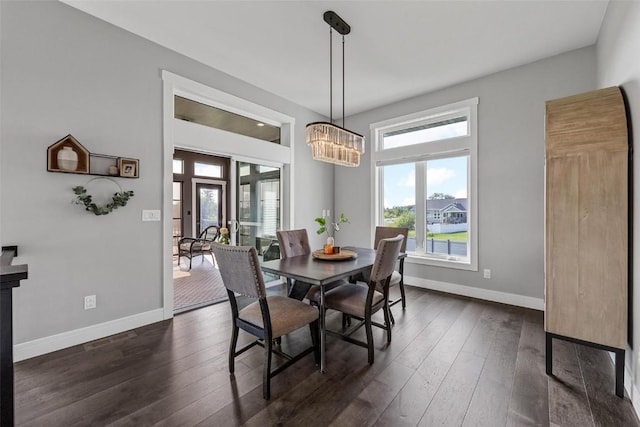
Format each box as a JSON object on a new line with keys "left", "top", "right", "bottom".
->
{"left": 61, "top": 0, "right": 609, "bottom": 117}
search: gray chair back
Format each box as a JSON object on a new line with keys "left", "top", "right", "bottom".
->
{"left": 374, "top": 226, "right": 408, "bottom": 253}
{"left": 212, "top": 244, "right": 266, "bottom": 299}
{"left": 369, "top": 235, "right": 404, "bottom": 285}
{"left": 276, "top": 229, "right": 311, "bottom": 258}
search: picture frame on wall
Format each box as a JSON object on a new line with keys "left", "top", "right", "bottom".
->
{"left": 118, "top": 157, "right": 139, "bottom": 178}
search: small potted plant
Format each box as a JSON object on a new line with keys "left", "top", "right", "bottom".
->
{"left": 219, "top": 227, "right": 230, "bottom": 244}
{"left": 315, "top": 212, "right": 349, "bottom": 254}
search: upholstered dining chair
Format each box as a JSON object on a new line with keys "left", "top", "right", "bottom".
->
{"left": 323, "top": 234, "right": 404, "bottom": 364}
{"left": 212, "top": 243, "right": 319, "bottom": 400}
{"left": 276, "top": 229, "right": 344, "bottom": 303}
{"left": 177, "top": 225, "right": 219, "bottom": 270}
{"left": 374, "top": 226, "right": 409, "bottom": 309}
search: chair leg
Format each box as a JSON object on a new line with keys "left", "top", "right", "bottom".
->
{"left": 310, "top": 320, "right": 320, "bottom": 365}
{"left": 263, "top": 336, "right": 273, "bottom": 399}
{"left": 365, "top": 315, "right": 374, "bottom": 365}
{"left": 389, "top": 308, "right": 395, "bottom": 325}
{"left": 399, "top": 282, "right": 407, "bottom": 310}
{"left": 229, "top": 324, "right": 239, "bottom": 373}
{"left": 383, "top": 305, "right": 392, "bottom": 345}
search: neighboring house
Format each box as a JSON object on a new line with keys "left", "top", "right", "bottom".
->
{"left": 426, "top": 198, "right": 467, "bottom": 225}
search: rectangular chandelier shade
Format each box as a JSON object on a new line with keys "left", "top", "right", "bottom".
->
{"left": 306, "top": 121, "right": 365, "bottom": 167}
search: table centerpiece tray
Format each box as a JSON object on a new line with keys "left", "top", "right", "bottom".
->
{"left": 312, "top": 249, "right": 357, "bottom": 261}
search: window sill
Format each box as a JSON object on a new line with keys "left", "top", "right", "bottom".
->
{"left": 406, "top": 252, "right": 478, "bottom": 272}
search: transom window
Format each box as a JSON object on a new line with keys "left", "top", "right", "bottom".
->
{"left": 372, "top": 98, "right": 478, "bottom": 270}
{"left": 194, "top": 162, "right": 222, "bottom": 178}
{"left": 174, "top": 95, "right": 281, "bottom": 144}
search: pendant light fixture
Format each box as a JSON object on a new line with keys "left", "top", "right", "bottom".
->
{"left": 306, "top": 11, "right": 365, "bottom": 167}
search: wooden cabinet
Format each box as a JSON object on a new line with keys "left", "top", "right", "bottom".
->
{"left": 544, "top": 86, "right": 628, "bottom": 397}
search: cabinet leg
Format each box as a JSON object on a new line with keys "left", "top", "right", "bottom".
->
{"left": 545, "top": 332, "right": 553, "bottom": 375}
{"left": 615, "top": 349, "right": 625, "bottom": 398}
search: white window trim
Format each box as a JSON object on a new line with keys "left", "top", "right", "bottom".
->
{"left": 370, "top": 98, "right": 478, "bottom": 271}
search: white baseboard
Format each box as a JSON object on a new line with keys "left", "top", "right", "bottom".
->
{"left": 405, "top": 276, "right": 544, "bottom": 311}
{"left": 13, "top": 309, "right": 165, "bottom": 362}
{"left": 620, "top": 352, "right": 640, "bottom": 418}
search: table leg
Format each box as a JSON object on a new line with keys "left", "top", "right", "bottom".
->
{"left": 319, "top": 285, "right": 326, "bottom": 373}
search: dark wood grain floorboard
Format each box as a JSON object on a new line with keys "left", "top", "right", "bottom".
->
{"left": 462, "top": 305, "right": 523, "bottom": 427}
{"left": 506, "top": 310, "right": 551, "bottom": 426}
{"left": 548, "top": 338, "right": 595, "bottom": 426}
{"left": 374, "top": 298, "right": 469, "bottom": 426}
{"left": 577, "top": 345, "right": 639, "bottom": 427}
{"left": 13, "top": 285, "right": 639, "bottom": 427}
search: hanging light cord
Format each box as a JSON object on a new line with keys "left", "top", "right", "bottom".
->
{"left": 329, "top": 27, "right": 333, "bottom": 123}
{"left": 342, "top": 34, "right": 345, "bottom": 128}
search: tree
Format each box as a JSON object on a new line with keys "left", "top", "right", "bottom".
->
{"left": 428, "top": 193, "right": 455, "bottom": 200}
{"left": 392, "top": 211, "right": 415, "bottom": 230}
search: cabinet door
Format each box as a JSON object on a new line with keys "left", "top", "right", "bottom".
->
{"left": 545, "top": 150, "right": 627, "bottom": 349}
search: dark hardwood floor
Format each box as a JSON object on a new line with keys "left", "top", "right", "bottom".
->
{"left": 14, "top": 285, "right": 639, "bottom": 426}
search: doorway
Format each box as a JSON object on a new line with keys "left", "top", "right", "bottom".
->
{"left": 162, "top": 70, "right": 295, "bottom": 320}
{"left": 173, "top": 150, "right": 230, "bottom": 314}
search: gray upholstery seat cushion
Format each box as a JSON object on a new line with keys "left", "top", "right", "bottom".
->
{"left": 324, "top": 282, "right": 385, "bottom": 317}
{"left": 239, "top": 295, "right": 318, "bottom": 338}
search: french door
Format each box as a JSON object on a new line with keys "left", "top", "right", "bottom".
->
{"left": 230, "top": 161, "right": 281, "bottom": 264}
{"left": 194, "top": 182, "right": 224, "bottom": 235}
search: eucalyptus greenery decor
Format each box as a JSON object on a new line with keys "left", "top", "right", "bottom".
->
{"left": 314, "top": 212, "right": 349, "bottom": 237}
{"left": 72, "top": 185, "right": 134, "bottom": 216}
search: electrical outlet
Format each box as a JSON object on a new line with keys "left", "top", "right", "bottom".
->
{"left": 483, "top": 269, "right": 491, "bottom": 279}
{"left": 84, "top": 295, "right": 96, "bottom": 310}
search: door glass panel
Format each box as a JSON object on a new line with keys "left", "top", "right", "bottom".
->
{"left": 196, "top": 183, "right": 222, "bottom": 235}
{"left": 236, "top": 161, "right": 281, "bottom": 271}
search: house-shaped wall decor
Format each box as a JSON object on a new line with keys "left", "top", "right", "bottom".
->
{"left": 47, "top": 134, "right": 90, "bottom": 174}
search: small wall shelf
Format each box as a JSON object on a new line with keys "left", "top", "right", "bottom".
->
{"left": 47, "top": 134, "right": 139, "bottom": 178}
{"left": 47, "top": 134, "right": 89, "bottom": 174}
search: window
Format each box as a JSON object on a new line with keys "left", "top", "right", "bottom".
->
{"left": 373, "top": 98, "right": 478, "bottom": 270}
{"left": 174, "top": 95, "right": 281, "bottom": 144}
{"left": 194, "top": 161, "right": 222, "bottom": 178}
{"left": 173, "top": 159, "right": 183, "bottom": 174}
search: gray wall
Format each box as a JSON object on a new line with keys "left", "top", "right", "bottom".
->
{"left": 0, "top": 1, "right": 331, "bottom": 344}
{"left": 335, "top": 46, "right": 597, "bottom": 300}
{"left": 597, "top": 0, "right": 640, "bottom": 399}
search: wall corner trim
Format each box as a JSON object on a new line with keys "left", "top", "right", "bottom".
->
{"left": 13, "top": 309, "right": 165, "bottom": 362}
{"left": 405, "top": 276, "right": 544, "bottom": 310}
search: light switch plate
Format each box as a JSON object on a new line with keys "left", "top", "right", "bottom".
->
{"left": 142, "top": 210, "right": 161, "bottom": 221}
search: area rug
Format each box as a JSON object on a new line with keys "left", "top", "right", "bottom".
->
{"left": 173, "top": 255, "right": 228, "bottom": 314}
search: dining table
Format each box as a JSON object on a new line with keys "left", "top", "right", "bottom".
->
{"left": 260, "top": 246, "right": 405, "bottom": 373}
